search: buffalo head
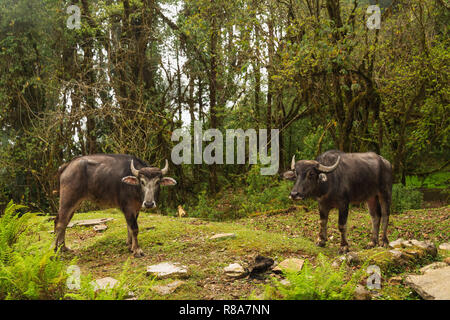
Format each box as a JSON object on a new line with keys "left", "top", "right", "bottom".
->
{"left": 121, "top": 159, "right": 177, "bottom": 209}
{"left": 282, "top": 155, "right": 340, "bottom": 200}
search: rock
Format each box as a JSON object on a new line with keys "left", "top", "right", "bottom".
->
{"left": 93, "top": 277, "right": 118, "bottom": 291}
{"left": 444, "top": 257, "right": 450, "bottom": 265}
{"left": 68, "top": 218, "right": 114, "bottom": 228}
{"left": 146, "top": 262, "right": 188, "bottom": 279}
{"left": 209, "top": 233, "right": 236, "bottom": 241}
{"left": 438, "top": 243, "right": 450, "bottom": 251}
{"left": 405, "top": 266, "right": 450, "bottom": 300}
{"left": 224, "top": 263, "right": 247, "bottom": 278}
{"left": 93, "top": 224, "right": 108, "bottom": 232}
{"left": 354, "top": 285, "right": 371, "bottom": 300}
{"left": 409, "top": 240, "right": 437, "bottom": 256}
{"left": 280, "top": 279, "right": 291, "bottom": 286}
{"left": 151, "top": 280, "right": 185, "bottom": 295}
{"left": 331, "top": 255, "right": 347, "bottom": 268}
{"left": 419, "top": 262, "right": 448, "bottom": 274}
{"left": 389, "top": 249, "right": 403, "bottom": 259}
{"left": 389, "top": 238, "right": 405, "bottom": 248}
{"left": 249, "top": 255, "right": 274, "bottom": 278}
{"left": 272, "top": 258, "right": 304, "bottom": 273}
{"left": 388, "top": 239, "right": 437, "bottom": 257}
{"left": 345, "top": 252, "right": 360, "bottom": 265}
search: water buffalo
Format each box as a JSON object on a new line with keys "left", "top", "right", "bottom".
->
{"left": 283, "top": 150, "right": 392, "bottom": 253}
{"left": 54, "top": 154, "right": 177, "bottom": 257}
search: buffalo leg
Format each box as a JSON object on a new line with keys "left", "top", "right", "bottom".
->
{"left": 123, "top": 208, "right": 143, "bottom": 257}
{"left": 338, "top": 204, "right": 349, "bottom": 253}
{"left": 54, "top": 197, "right": 80, "bottom": 252}
{"left": 378, "top": 192, "right": 391, "bottom": 247}
{"left": 367, "top": 196, "right": 381, "bottom": 248}
{"left": 316, "top": 203, "right": 330, "bottom": 247}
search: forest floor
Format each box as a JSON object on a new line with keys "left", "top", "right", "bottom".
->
{"left": 31, "top": 204, "right": 450, "bottom": 300}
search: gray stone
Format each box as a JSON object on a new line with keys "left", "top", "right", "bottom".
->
{"left": 345, "top": 252, "right": 360, "bottom": 265}
{"left": 272, "top": 258, "right": 304, "bottom": 273}
{"left": 146, "top": 262, "right": 188, "bottom": 279}
{"left": 419, "top": 262, "right": 448, "bottom": 274}
{"left": 68, "top": 218, "right": 114, "bottom": 228}
{"left": 280, "top": 279, "right": 291, "bottom": 286}
{"left": 224, "top": 263, "right": 246, "bottom": 278}
{"left": 209, "top": 233, "right": 236, "bottom": 241}
{"left": 151, "top": 280, "right": 185, "bottom": 295}
{"left": 93, "top": 224, "right": 108, "bottom": 232}
{"left": 409, "top": 240, "right": 437, "bottom": 256}
{"left": 438, "top": 242, "right": 450, "bottom": 251}
{"left": 389, "top": 249, "right": 403, "bottom": 259}
{"left": 93, "top": 277, "right": 118, "bottom": 291}
{"left": 354, "top": 284, "right": 371, "bottom": 300}
{"left": 405, "top": 266, "right": 450, "bottom": 300}
{"left": 389, "top": 238, "right": 405, "bottom": 248}
{"left": 389, "top": 239, "right": 437, "bottom": 257}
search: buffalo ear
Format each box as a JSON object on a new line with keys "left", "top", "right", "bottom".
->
{"left": 161, "top": 177, "right": 177, "bottom": 186}
{"left": 282, "top": 170, "right": 296, "bottom": 181}
{"left": 121, "top": 176, "right": 139, "bottom": 186}
{"left": 319, "top": 173, "right": 327, "bottom": 182}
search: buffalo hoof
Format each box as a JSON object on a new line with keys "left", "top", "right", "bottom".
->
{"left": 366, "top": 241, "right": 377, "bottom": 249}
{"left": 338, "top": 246, "right": 349, "bottom": 254}
{"left": 133, "top": 248, "right": 145, "bottom": 258}
{"left": 316, "top": 239, "right": 326, "bottom": 247}
{"left": 381, "top": 240, "right": 389, "bottom": 248}
{"left": 56, "top": 245, "right": 73, "bottom": 253}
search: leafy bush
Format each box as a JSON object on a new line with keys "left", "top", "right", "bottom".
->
{"left": 264, "top": 254, "right": 364, "bottom": 300}
{"left": 0, "top": 201, "right": 69, "bottom": 299}
{"left": 391, "top": 184, "right": 423, "bottom": 213}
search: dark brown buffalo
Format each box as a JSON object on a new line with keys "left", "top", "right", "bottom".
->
{"left": 283, "top": 150, "right": 392, "bottom": 253}
{"left": 54, "top": 154, "right": 177, "bottom": 257}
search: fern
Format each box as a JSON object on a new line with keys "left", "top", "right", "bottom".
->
{"left": 0, "top": 200, "right": 69, "bottom": 299}
{"left": 265, "top": 254, "right": 366, "bottom": 300}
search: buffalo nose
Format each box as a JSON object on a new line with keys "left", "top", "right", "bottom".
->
{"left": 144, "top": 201, "right": 156, "bottom": 209}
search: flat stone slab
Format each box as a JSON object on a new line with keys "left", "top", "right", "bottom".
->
{"left": 273, "top": 258, "right": 304, "bottom": 273}
{"left": 405, "top": 266, "right": 450, "bottom": 300}
{"left": 420, "top": 262, "right": 448, "bottom": 274}
{"left": 209, "top": 233, "right": 236, "bottom": 241}
{"left": 68, "top": 218, "right": 114, "bottom": 228}
{"left": 438, "top": 242, "right": 450, "bottom": 251}
{"left": 151, "top": 280, "right": 185, "bottom": 295}
{"left": 224, "top": 263, "right": 246, "bottom": 278}
{"left": 93, "top": 224, "right": 108, "bottom": 232}
{"left": 146, "top": 262, "right": 188, "bottom": 279}
{"left": 93, "top": 277, "right": 118, "bottom": 291}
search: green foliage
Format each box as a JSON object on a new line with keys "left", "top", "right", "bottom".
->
{"left": 0, "top": 201, "right": 69, "bottom": 299}
{"left": 391, "top": 184, "right": 423, "bottom": 213}
{"left": 406, "top": 172, "right": 450, "bottom": 189}
{"left": 264, "top": 254, "right": 364, "bottom": 300}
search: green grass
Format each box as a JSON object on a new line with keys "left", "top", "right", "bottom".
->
{"left": 21, "top": 204, "right": 449, "bottom": 300}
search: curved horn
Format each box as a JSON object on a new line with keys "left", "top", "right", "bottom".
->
{"left": 130, "top": 160, "right": 139, "bottom": 177}
{"left": 161, "top": 159, "right": 169, "bottom": 175}
{"left": 317, "top": 156, "right": 341, "bottom": 173}
{"left": 291, "top": 155, "right": 296, "bottom": 170}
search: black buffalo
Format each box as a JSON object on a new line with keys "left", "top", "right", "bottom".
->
{"left": 283, "top": 150, "right": 392, "bottom": 253}
{"left": 54, "top": 154, "right": 177, "bottom": 257}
